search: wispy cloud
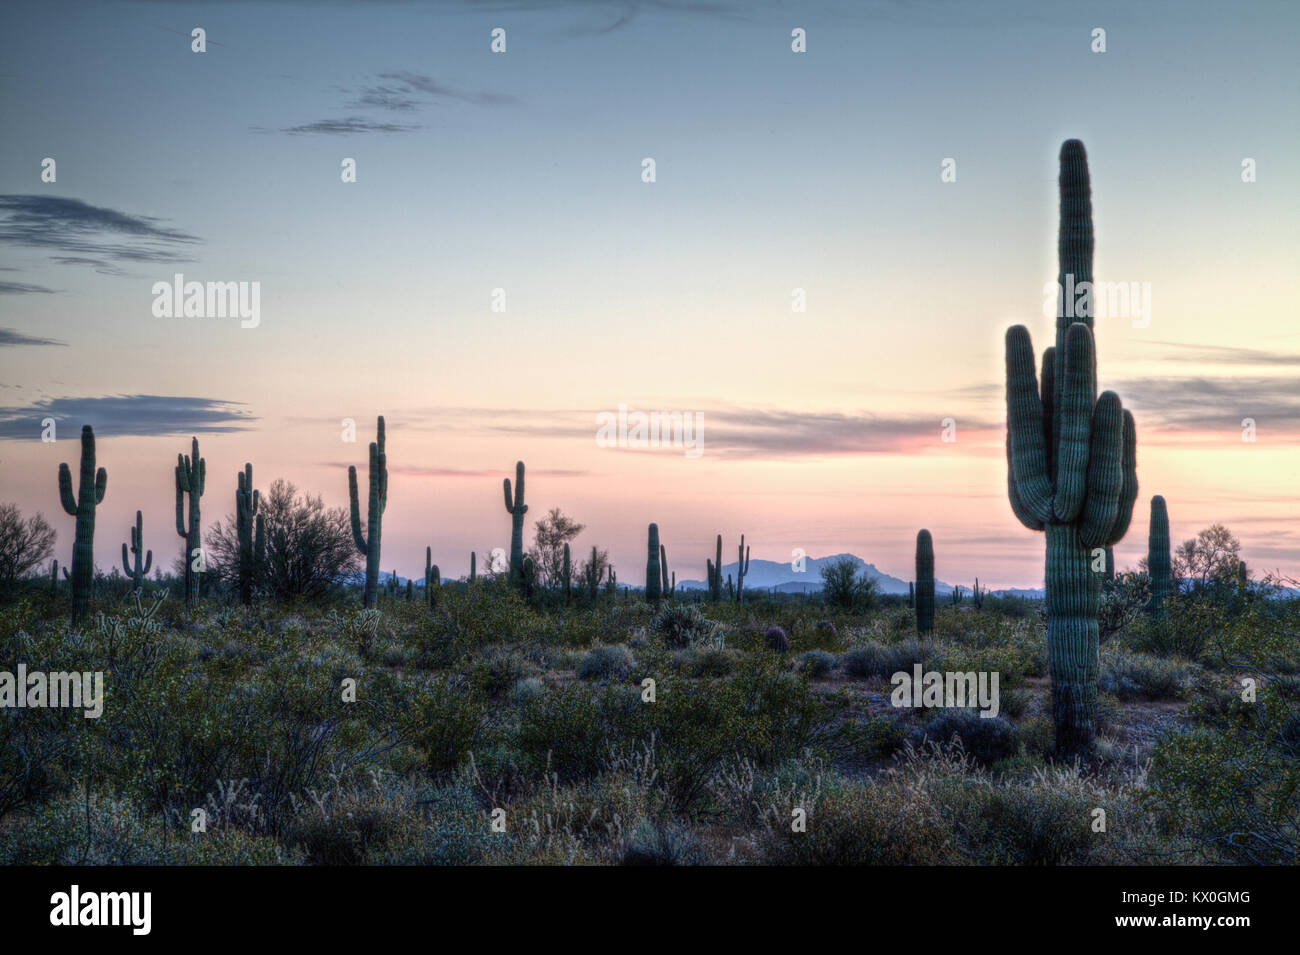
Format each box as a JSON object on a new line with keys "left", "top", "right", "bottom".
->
{"left": 0, "top": 327, "right": 65, "bottom": 346}
{"left": 0, "top": 280, "right": 57, "bottom": 295}
{"left": 0, "top": 195, "right": 201, "bottom": 269}
{"left": 277, "top": 116, "right": 421, "bottom": 135}
{"left": 1117, "top": 375, "right": 1300, "bottom": 433}
{"left": 1140, "top": 340, "right": 1300, "bottom": 367}
{"left": 0, "top": 395, "right": 255, "bottom": 440}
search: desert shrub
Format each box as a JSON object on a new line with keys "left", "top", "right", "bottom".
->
{"left": 620, "top": 818, "right": 704, "bottom": 866}
{"left": 836, "top": 714, "right": 906, "bottom": 760}
{"left": 1143, "top": 682, "right": 1300, "bottom": 864}
{"left": 681, "top": 645, "right": 739, "bottom": 678}
{"left": 1098, "top": 650, "right": 1190, "bottom": 701}
{"left": 1099, "top": 572, "right": 1151, "bottom": 644}
{"left": 841, "top": 638, "right": 932, "bottom": 680}
{"left": 407, "top": 675, "right": 488, "bottom": 777}
{"left": 916, "top": 710, "right": 1019, "bottom": 766}
{"left": 577, "top": 645, "right": 634, "bottom": 681}
{"left": 470, "top": 646, "right": 530, "bottom": 697}
{"left": 508, "top": 677, "right": 547, "bottom": 703}
{"left": 799, "top": 649, "right": 837, "bottom": 678}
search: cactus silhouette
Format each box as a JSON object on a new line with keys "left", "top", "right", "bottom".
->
{"left": 469, "top": 551, "right": 477, "bottom": 583}
{"left": 562, "top": 542, "right": 572, "bottom": 604}
{"left": 735, "top": 534, "right": 750, "bottom": 604}
{"left": 58, "top": 425, "right": 107, "bottom": 621}
{"left": 425, "top": 547, "right": 441, "bottom": 609}
{"left": 348, "top": 416, "right": 387, "bottom": 609}
{"left": 174, "top": 436, "right": 205, "bottom": 607}
{"left": 50, "top": 559, "right": 59, "bottom": 595}
{"left": 659, "top": 543, "right": 673, "bottom": 599}
{"left": 645, "top": 523, "right": 662, "bottom": 602}
{"left": 1147, "top": 495, "right": 1171, "bottom": 618}
{"left": 1004, "top": 140, "right": 1139, "bottom": 756}
{"left": 973, "top": 578, "right": 984, "bottom": 610}
{"left": 503, "top": 461, "right": 528, "bottom": 588}
{"left": 706, "top": 534, "right": 723, "bottom": 603}
{"left": 236, "top": 463, "right": 261, "bottom": 605}
{"left": 121, "top": 509, "right": 152, "bottom": 591}
{"left": 915, "top": 529, "right": 934, "bottom": 635}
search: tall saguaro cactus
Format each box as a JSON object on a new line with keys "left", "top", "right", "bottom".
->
{"left": 236, "top": 463, "right": 261, "bottom": 605}
{"left": 348, "top": 416, "right": 387, "bottom": 608}
{"left": 735, "top": 534, "right": 750, "bottom": 604}
{"left": 659, "top": 543, "right": 671, "bottom": 599}
{"left": 706, "top": 534, "right": 723, "bottom": 603}
{"left": 645, "top": 523, "right": 662, "bottom": 602}
{"left": 1147, "top": 495, "right": 1171, "bottom": 618}
{"left": 1004, "top": 140, "right": 1139, "bottom": 756}
{"left": 503, "top": 461, "right": 528, "bottom": 588}
{"left": 58, "top": 425, "right": 106, "bottom": 621}
{"left": 174, "top": 437, "right": 205, "bottom": 607}
{"left": 121, "top": 510, "right": 152, "bottom": 591}
{"left": 915, "top": 529, "right": 935, "bottom": 635}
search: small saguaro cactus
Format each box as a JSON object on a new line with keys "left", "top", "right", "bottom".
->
{"left": 735, "top": 534, "right": 750, "bottom": 604}
{"left": 58, "top": 425, "right": 106, "bottom": 622}
{"left": 606, "top": 565, "right": 617, "bottom": 598}
{"left": 1004, "top": 140, "right": 1139, "bottom": 756}
{"left": 1147, "top": 495, "right": 1172, "bottom": 618}
{"left": 659, "top": 543, "right": 671, "bottom": 600}
{"left": 236, "top": 463, "right": 260, "bottom": 605}
{"left": 645, "top": 523, "right": 662, "bottom": 603}
{"left": 426, "top": 547, "right": 441, "bottom": 609}
{"left": 121, "top": 510, "right": 152, "bottom": 591}
{"left": 503, "top": 461, "right": 528, "bottom": 588}
{"left": 586, "top": 545, "right": 601, "bottom": 600}
{"left": 49, "top": 559, "right": 59, "bottom": 595}
{"left": 348, "top": 415, "right": 387, "bottom": 609}
{"left": 915, "top": 530, "right": 935, "bottom": 636}
{"left": 469, "top": 551, "right": 477, "bottom": 582}
{"left": 562, "top": 542, "right": 572, "bottom": 604}
{"left": 950, "top": 584, "right": 963, "bottom": 606}
{"left": 973, "top": 578, "right": 984, "bottom": 610}
{"left": 706, "top": 534, "right": 723, "bottom": 603}
{"left": 174, "top": 436, "right": 205, "bottom": 607}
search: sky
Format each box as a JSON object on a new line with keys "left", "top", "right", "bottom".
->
{"left": 1, "top": 0, "right": 1298, "bottom": 589}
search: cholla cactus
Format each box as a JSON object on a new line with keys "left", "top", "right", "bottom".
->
{"left": 1004, "top": 141, "right": 1139, "bottom": 756}
{"left": 121, "top": 509, "right": 152, "bottom": 591}
{"left": 348, "top": 416, "right": 387, "bottom": 608}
